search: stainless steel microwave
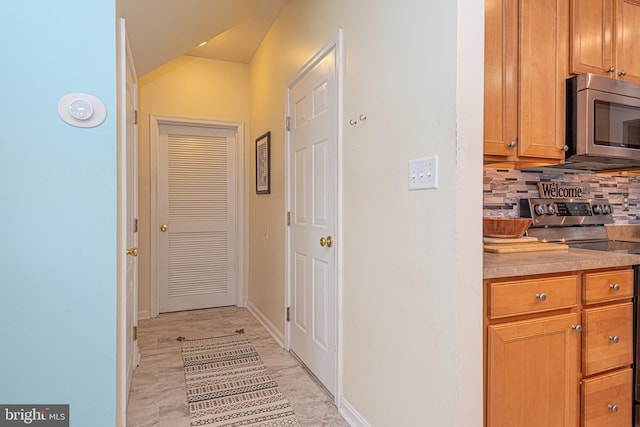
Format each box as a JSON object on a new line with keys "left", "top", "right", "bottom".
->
{"left": 564, "top": 73, "right": 640, "bottom": 171}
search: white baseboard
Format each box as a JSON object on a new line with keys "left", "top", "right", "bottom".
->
{"left": 246, "top": 301, "right": 284, "bottom": 348}
{"left": 138, "top": 310, "right": 150, "bottom": 320}
{"left": 339, "top": 398, "right": 370, "bottom": 427}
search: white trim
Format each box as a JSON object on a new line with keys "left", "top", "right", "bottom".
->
{"left": 137, "top": 310, "right": 150, "bottom": 320}
{"left": 115, "top": 17, "right": 126, "bottom": 427}
{"left": 284, "top": 29, "right": 344, "bottom": 405}
{"left": 338, "top": 397, "right": 371, "bottom": 427}
{"left": 455, "top": 0, "right": 484, "bottom": 424}
{"left": 334, "top": 28, "right": 345, "bottom": 409}
{"left": 117, "top": 19, "right": 140, "bottom": 426}
{"left": 247, "top": 301, "right": 285, "bottom": 348}
{"left": 149, "top": 115, "right": 245, "bottom": 317}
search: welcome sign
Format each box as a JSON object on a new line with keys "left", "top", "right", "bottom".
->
{"left": 537, "top": 182, "right": 584, "bottom": 199}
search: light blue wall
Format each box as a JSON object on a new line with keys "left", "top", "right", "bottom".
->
{"left": 0, "top": 1, "right": 117, "bottom": 425}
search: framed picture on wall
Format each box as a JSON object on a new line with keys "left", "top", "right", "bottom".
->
{"left": 256, "top": 131, "right": 271, "bottom": 194}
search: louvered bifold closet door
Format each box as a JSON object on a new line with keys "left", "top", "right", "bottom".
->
{"left": 158, "top": 124, "right": 237, "bottom": 312}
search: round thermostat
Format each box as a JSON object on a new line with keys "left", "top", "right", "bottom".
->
{"left": 58, "top": 93, "right": 106, "bottom": 128}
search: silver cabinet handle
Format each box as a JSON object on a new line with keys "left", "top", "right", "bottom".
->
{"left": 560, "top": 145, "right": 569, "bottom": 152}
{"left": 507, "top": 140, "right": 517, "bottom": 148}
{"left": 609, "top": 283, "right": 621, "bottom": 291}
{"left": 609, "top": 335, "right": 620, "bottom": 343}
{"left": 606, "top": 66, "right": 615, "bottom": 73}
{"left": 619, "top": 70, "right": 627, "bottom": 77}
{"left": 572, "top": 324, "right": 582, "bottom": 333}
{"left": 608, "top": 404, "right": 619, "bottom": 413}
{"left": 535, "top": 293, "right": 547, "bottom": 301}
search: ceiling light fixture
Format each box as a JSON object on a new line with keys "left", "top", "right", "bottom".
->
{"left": 198, "top": 41, "right": 207, "bottom": 47}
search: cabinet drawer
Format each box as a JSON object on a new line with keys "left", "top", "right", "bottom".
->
{"left": 489, "top": 275, "right": 578, "bottom": 319}
{"left": 582, "top": 368, "right": 632, "bottom": 427}
{"left": 583, "top": 269, "right": 634, "bottom": 304}
{"left": 582, "top": 303, "right": 633, "bottom": 376}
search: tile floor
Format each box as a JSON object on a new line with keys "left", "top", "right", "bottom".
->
{"left": 126, "top": 306, "right": 349, "bottom": 427}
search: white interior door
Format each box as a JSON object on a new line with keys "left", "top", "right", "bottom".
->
{"left": 288, "top": 46, "right": 338, "bottom": 395}
{"left": 116, "top": 17, "right": 138, "bottom": 425}
{"left": 158, "top": 124, "right": 237, "bottom": 312}
{"left": 124, "top": 28, "right": 139, "bottom": 396}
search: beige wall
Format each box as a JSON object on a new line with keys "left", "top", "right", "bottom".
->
{"left": 134, "top": 1, "right": 483, "bottom": 424}
{"left": 137, "top": 56, "right": 250, "bottom": 315}
{"left": 249, "top": 0, "right": 483, "bottom": 425}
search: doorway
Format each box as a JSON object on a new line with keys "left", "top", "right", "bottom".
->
{"left": 150, "top": 116, "right": 245, "bottom": 316}
{"left": 286, "top": 32, "right": 343, "bottom": 398}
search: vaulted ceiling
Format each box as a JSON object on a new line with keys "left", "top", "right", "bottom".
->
{"left": 119, "top": 0, "right": 287, "bottom": 76}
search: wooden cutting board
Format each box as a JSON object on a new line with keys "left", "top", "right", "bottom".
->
{"left": 483, "top": 236, "right": 538, "bottom": 244}
{"left": 484, "top": 242, "right": 569, "bottom": 253}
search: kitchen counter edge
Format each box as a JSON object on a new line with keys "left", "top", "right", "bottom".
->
{"left": 484, "top": 248, "right": 640, "bottom": 279}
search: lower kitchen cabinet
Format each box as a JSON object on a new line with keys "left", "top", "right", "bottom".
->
{"left": 487, "top": 313, "right": 580, "bottom": 427}
{"left": 485, "top": 268, "right": 635, "bottom": 427}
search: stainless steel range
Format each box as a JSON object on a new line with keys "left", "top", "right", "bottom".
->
{"left": 520, "top": 197, "right": 640, "bottom": 254}
{"left": 520, "top": 197, "right": 640, "bottom": 424}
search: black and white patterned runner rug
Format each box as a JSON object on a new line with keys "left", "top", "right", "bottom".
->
{"left": 181, "top": 333, "right": 300, "bottom": 426}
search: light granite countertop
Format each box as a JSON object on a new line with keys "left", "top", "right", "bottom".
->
{"left": 484, "top": 248, "right": 640, "bottom": 279}
{"left": 484, "top": 224, "right": 640, "bottom": 279}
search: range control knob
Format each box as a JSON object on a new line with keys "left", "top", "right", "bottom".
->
{"left": 534, "top": 204, "right": 546, "bottom": 215}
{"left": 593, "top": 204, "right": 602, "bottom": 214}
{"left": 546, "top": 204, "right": 556, "bottom": 215}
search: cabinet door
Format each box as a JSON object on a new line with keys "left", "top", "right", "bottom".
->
{"left": 518, "top": 0, "right": 569, "bottom": 159}
{"left": 484, "top": 0, "right": 518, "bottom": 157}
{"left": 487, "top": 313, "right": 579, "bottom": 427}
{"left": 570, "top": 0, "right": 614, "bottom": 76}
{"left": 615, "top": 0, "right": 640, "bottom": 84}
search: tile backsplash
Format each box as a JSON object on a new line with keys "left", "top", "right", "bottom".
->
{"left": 483, "top": 168, "right": 640, "bottom": 224}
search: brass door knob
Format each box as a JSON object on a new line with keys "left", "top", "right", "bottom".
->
{"left": 160, "top": 224, "right": 168, "bottom": 232}
{"left": 126, "top": 247, "right": 138, "bottom": 257}
{"left": 319, "top": 236, "right": 334, "bottom": 248}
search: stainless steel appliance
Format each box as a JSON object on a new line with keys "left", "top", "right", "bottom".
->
{"left": 520, "top": 198, "right": 640, "bottom": 424}
{"left": 551, "top": 73, "right": 640, "bottom": 171}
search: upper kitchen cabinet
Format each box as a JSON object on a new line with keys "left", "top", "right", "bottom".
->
{"left": 484, "top": 0, "right": 569, "bottom": 164}
{"left": 570, "top": 0, "right": 640, "bottom": 84}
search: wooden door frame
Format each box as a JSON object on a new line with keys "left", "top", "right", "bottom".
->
{"left": 284, "top": 29, "right": 344, "bottom": 405}
{"left": 149, "top": 115, "right": 246, "bottom": 317}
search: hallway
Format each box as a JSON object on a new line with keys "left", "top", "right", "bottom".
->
{"left": 126, "top": 306, "right": 348, "bottom": 426}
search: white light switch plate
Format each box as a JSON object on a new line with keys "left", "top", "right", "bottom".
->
{"left": 409, "top": 156, "right": 438, "bottom": 190}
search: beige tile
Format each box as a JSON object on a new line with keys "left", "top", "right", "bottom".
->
{"left": 126, "top": 307, "right": 347, "bottom": 427}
